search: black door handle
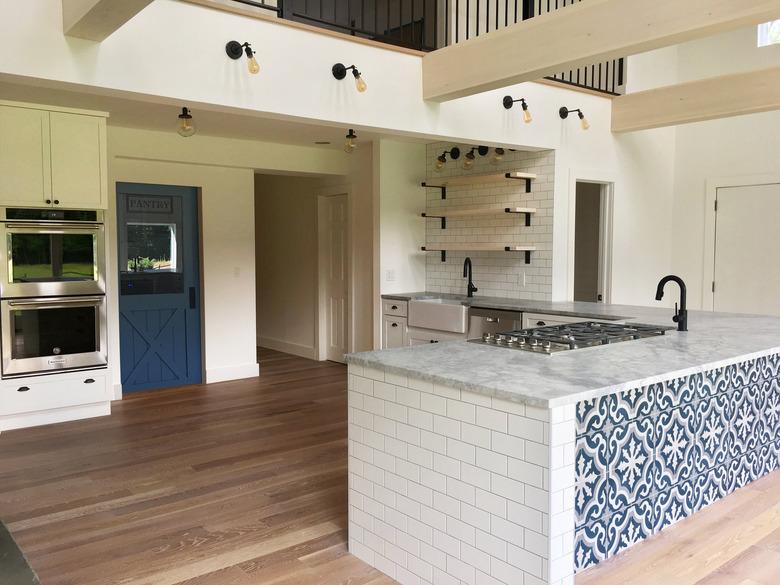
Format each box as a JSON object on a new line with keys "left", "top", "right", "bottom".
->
{"left": 391, "top": 322, "right": 398, "bottom": 328}
{"left": 84, "top": 378, "right": 95, "bottom": 384}
{"left": 17, "top": 386, "right": 30, "bottom": 392}
{"left": 537, "top": 321, "right": 546, "bottom": 326}
{"left": 189, "top": 287, "right": 196, "bottom": 309}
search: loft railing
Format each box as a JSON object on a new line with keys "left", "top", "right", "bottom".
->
{"left": 225, "top": 0, "right": 625, "bottom": 95}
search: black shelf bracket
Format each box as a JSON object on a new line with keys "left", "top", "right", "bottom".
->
{"left": 421, "top": 246, "right": 446, "bottom": 262}
{"left": 422, "top": 182, "right": 446, "bottom": 200}
{"left": 505, "top": 207, "right": 532, "bottom": 226}
{"left": 505, "top": 173, "right": 532, "bottom": 193}
{"left": 421, "top": 212, "right": 446, "bottom": 229}
{"left": 505, "top": 246, "right": 533, "bottom": 264}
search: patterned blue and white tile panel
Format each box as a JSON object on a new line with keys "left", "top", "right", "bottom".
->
{"left": 574, "top": 354, "right": 780, "bottom": 572}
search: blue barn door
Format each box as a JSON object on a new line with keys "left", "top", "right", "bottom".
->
{"left": 117, "top": 183, "right": 202, "bottom": 392}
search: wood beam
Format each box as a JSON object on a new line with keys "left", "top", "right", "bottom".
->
{"left": 62, "top": 0, "right": 154, "bottom": 41}
{"left": 422, "top": 0, "right": 780, "bottom": 102}
{"left": 611, "top": 65, "right": 780, "bottom": 133}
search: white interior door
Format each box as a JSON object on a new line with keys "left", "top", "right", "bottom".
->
{"left": 319, "top": 194, "right": 348, "bottom": 362}
{"left": 714, "top": 183, "right": 780, "bottom": 316}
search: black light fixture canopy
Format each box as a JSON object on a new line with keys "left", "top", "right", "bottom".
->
{"left": 560, "top": 106, "right": 590, "bottom": 129}
{"left": 333, "top": 63, "right": 367, "bottom": 92}
{"left": 225, "top": 40, "right": 245, "bottom": 59}
{"left": 504, "top": 96, "right": 532, "bottom": 123}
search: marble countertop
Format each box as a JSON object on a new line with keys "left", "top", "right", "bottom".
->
{"left": 347, "top": 296, "right": 780, "bottom": 408}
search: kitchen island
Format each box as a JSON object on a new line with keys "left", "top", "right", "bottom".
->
{"left": 345, "top": 299, "right": 780, "bottom": 585}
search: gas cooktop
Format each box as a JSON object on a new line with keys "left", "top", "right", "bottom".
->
{"left": 470, "top": 321, "right": 675, "bottom": 354}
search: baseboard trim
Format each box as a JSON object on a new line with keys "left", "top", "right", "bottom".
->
{"left": 258, "top": 337, "right": 318, "bottom": 360}
{"left": 205, "top": 362, "right": 260, "bottom": 384}
{"left": 0, "top": 402, "right": 111, "bottom": 432}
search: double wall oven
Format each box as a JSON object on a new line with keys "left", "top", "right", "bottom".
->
{"left": 0, "top": 208, "right": 107, "bottom": 378}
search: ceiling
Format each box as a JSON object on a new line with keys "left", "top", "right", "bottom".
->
{"left": 0, "top": 77, "right": 422, "bottom": 149}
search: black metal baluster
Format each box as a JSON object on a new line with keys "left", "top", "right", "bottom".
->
{"left": 476, "top": 0, "right": 479, "bottom": 36}
{"left": 466, "top": 0, "right": 470, "bottom": 39}
{"left": 456, "top": 0, "right": 460, "bottom": 42}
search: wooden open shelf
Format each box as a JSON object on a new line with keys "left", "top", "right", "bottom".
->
{"left": 422, "top": 206, "right": 537, "bottom": 227}
{"left": 421, "top": 243, "right": 537, "bottom": 263}
{"left": 421, "top": 171, "right": 537, "bottom": 198}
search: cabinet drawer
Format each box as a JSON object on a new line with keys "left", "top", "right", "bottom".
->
{"left": 383, "top": 315, "right": 408, "bottom": 349}
{"left": 407, "top": 328, "right": 466, "bottom": 346}
{"left": 0, "top": 372, "right": 109, "bottom": 416}
{"left": 382, "top": 299, "right": 408, "bottom": 317}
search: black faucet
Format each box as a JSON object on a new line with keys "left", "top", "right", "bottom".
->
{"left": 655, "top": 275, "right": 688, "bottom": 331}
{"left": 463, "top": 257, "right": 478, "bottom": 298}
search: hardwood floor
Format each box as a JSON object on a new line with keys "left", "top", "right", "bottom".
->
{"left": 2, "top": 349, "right": 777, "bottom": 585}
{"left": 0, "top": 349, "right": 396, "bottom": 585}
{"left": 576, "top": 469, "right": 780, "bottom": 585}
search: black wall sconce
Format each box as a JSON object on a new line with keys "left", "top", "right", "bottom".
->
{"left": 503, "top": 96, "right": 532, "bottom": 123}
{"left": 434, "top": 147, "right": 460, "bottom": 171}
{"left": 333, "top": 63, "right": 367, "bottom": 92}
{"left": 344, "top": 129, "right": 358, "bottom": 153}
{"left": 177, "top": 107, "right": 195, "bottom": 138}
{"left": 226, "top": 41, "right": 260, "bottom": 75}
{"left": 559, "top": 107, "right": 590, "bottom": 130}
{"left": 462, "top": 145, "right": 489, "bottom": 169}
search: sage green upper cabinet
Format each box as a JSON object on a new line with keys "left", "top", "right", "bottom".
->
{"left": 49, "top": 112, "right": 107, "bottom": 209}
{"left": 0, "top": 106, "right": 50, "bottom": 207}
{"left": 0, "top": 102, "right": 108, "bottom": 209}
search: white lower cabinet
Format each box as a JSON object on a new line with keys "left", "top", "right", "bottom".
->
{"left": 0, "top": 370, "right": 110, "bottom": 431}
{"left": 383, "top": 315, "right": 408, "bottom": 349}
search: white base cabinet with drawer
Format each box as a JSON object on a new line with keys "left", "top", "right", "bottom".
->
{"left": 0, "top": 370, "right": 111, "bottom": 431}
{"left": 382, "top": 299, "right": 408, "bottom": 349}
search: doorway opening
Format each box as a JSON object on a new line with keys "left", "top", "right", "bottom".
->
{"left": 254, "top": 175, "right": 351, "bottom": 365}
{"left": 572, "top": 181, "right": 613, "bottom": 303}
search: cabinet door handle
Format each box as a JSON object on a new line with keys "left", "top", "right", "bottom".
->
{"left": 45, "top": 199, "right": 52, "bottom": 204}
{"left": 391, "top": 305, "right": 398, "bottom": 310}
{"left": 537, "top": 321, "right": 546, "bottom": 326}
{"left": 53, "top": 199, "right": 60, "bottom": 205}
{"left": 430, "top": 340, "right": 439, "bottom": 343}
{"left": 17, "top": 386, "right": 30, "bottom": 392}
{"left": 84, "top": 378, "right": 95, "bottom": 384}
{"left": 391, "top": 322, "right": 398, "bottom": 328}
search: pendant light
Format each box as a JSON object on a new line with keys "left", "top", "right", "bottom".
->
{"left": 177, "top": 107, "right": 196, "bottom": 137}
{"left": 503, "top": 96, "right": 532, "bottom": 124}
{"left": 344, "top": 129, "right": 358, "bottom": 153}
{"left": 560, "top": 107, "right": 590, "bottom": 130}
{"left": 332, "top": 63, "right": 367, "bottom": 93}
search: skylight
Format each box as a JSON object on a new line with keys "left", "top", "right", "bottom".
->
{"left": 758, "top": 20, "right": 780, "bottom": 47}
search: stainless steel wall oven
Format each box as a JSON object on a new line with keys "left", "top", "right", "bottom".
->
{"left": 0, "top": 208, "right": 107, "bottom": 378}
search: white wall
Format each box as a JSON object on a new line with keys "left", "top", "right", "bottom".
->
{"left": 670, "top": 28, "right": 780, "bottom": 309}
{"left": 107, "top": 127, "right": 351, "bottom": 397}
{"left": 377, "top": 139, "right": 427, "bottom": 295}
{"left": 0, "top": 0, "right": 606, "bottom": 151}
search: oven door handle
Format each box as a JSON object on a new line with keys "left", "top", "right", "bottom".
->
{"left": 8, "top": 296, "right": 104, "bottom": 308}
{"left": 5, "top": 223, "right": 102, "bottom": 231}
